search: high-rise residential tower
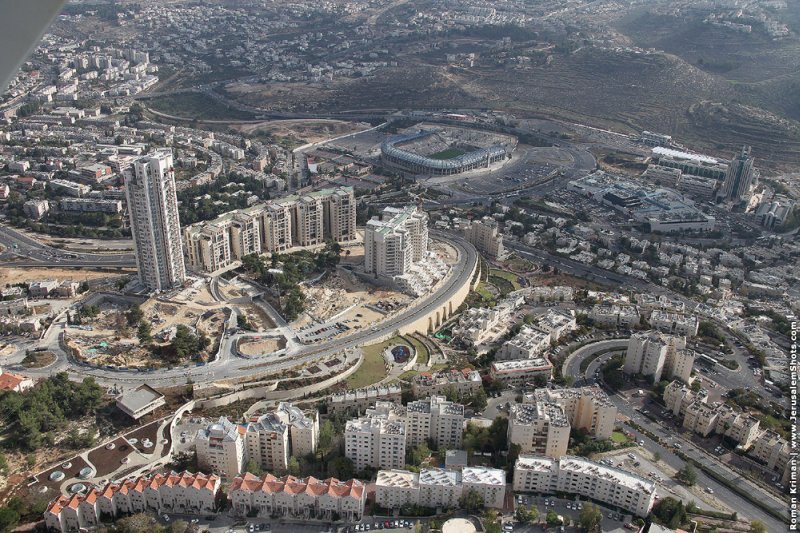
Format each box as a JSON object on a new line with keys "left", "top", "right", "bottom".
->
{"left": 124, "top": 150, "right": 186, "bottom": 291}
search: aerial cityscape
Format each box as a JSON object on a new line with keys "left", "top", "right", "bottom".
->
{"left": 0, "top": 1, "right": 797, "bottom": 533}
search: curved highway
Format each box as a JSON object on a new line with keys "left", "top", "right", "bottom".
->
{"left": 22, "top": 234, "right": 477, "bottom": 387}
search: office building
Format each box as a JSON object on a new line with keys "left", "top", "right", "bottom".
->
{"left": 719, "top": 146, "right": 755, "bottom": 203}
{"left": 513, "top": 455, "right": 656, "bottom": 517}
{"left": 229, "top": 473, "right": 366, "bottom": 521}
{"left": 624, "top": 331, "right": 693, "bottom": 384}
{"left": 508, "top": 402, "right": 570, "bottom": 458}
{"left": 124, "top": 150, "right": 186, "bottom": 291}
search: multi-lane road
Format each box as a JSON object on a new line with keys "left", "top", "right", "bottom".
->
{"left": 17, "top": 233, "right": 477, "bottom": 388}
{"left": 562, "top": 339, "right": 790, "bottom": 530}
{"left": 0, "top": 223, "right": 135, "bottom": 268}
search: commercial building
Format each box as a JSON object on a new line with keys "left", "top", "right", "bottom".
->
{"left": 624, "top": 331, "right": 694, "bottom": 384}
{"left": 196, "top": 417, "right": 247, "bottom": 481}
{"left": 115, "top": 384, "right": 165, "bottom": 420}
{"left": 719, "top": 146, "right": 755, "bottom": 203}
{"left": 344, "top": 403, "right": 406, "bottom": 472}
{"left": 508, "top": 402, "right": 570, "bottom": 458}
{"left": 229, "top": 473, "right": 366, "bottom": 521}
{"left": 649, "top": 310, "right": 699, "bottom": 337}
{"left": 513, "top": 455, "right": 656, "bottom": 517}
{"left": 405, "top": 396, "right": 464, "bottom": 449}
{"left": 364, "top": 206, "right": 429, "bottom": 278}
{"left": 490, "top": 356, "right": 553, "bottom": 387}
{"left": 44, "top": 471, "right": 220, "bottom": 532}
{"left": 465, "top": 216, "right": 504, "bottom": 258}
{"left": 375, "top": 467, "right": 506, "bottom": 510}
{"left": 531, "top": 387, "right": 616, "bottom": 440}
{"left": 651, "top": 147, "right": 728, "bottom": 181}
{"left": 124, "top": 150, "right": 186, "bottom": 291}
{"left": 754, "top": 196, "right": 795, "bottom": 229}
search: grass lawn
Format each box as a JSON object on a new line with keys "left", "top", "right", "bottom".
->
{"left": 428, "top": 148, "right": 466, "bottom": 160}
{"left": 489, "top": 269, "right": 523, "bottom": 290}
{"left": 429, "top": 363, "right": 448, "bottom": 372}
{"left": 407, "top": 336, "right": 430, "bottom": 366}
{"left": 488, "top": 275, "right": 514, "bottom": 296}
{"left": 346, "top": 337, "right": 411, "bottom": 389}
{"left": 611, "top": 431, "right": 630, "bottom": 444}
{"left": 147, "top": 92, "right": 255, "bottom": 121}
{"left": 398, "top": 370, "right": 418, "bottom": 381}
{"left": 475, "top": 282, "right": 495, "bottom": 301}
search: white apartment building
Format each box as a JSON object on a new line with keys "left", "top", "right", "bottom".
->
{"left": 714, "top": 404, "right": 761, "bottom": 449}
{"left": 59, "top": 198, "right": 123, "bottom": 213}
{"left": 453, "top": 292, "right": 524, "bottom": 346}
{"left": 196, "top": 417, "right": 246, "bottom": 481}
{"left": 466, "top": 216, "right": 504, "bottom": 258}
{"left": 49, "top": 178, "right": 91, "bottom": 197}
{"left": 588, "top": 304, "right": 640, "bottom": 328}
{"left": 513, "top": 455, "right": 656, "bottom": 517}
{"left": 508, "top": 402, "right": 570, "bottom": 458}
{"left": 624, "top": 331, "right": 693, "bottom": 384}
{"left": 196, "top": 403, "right": 318, "bottom": 478}
{"left": 261, "top": 202, "right": 293, "bottom": 253}
{"left": 405, "top": 396, "right": 464, "bottom": 449}
{"left": 245, "top": 403, "right": 319, "bottom": 472}
{"left": 184, "top": 210, "right": 261, "bottom": 273}
{"left": 376, "top": 467, "right": 506, "bottom": 511}
{"left": 749, "top": 430, "right": 790, "bottom": 473}
{"left": 490, "top": 357, "right": 554, "bottom": 387}
{"left": 229, "top": 473, "right": 366, "bottom": 521}
{"left": 345, "top": 403, "right": 406, "bottom": 472}
{"left": 682, "top": 401, "right": 719, "bottom": 437}
{"left": 410, "top": 369, "right": 482, "bottom": 400}
{"left": 44, "top": 471, "right": 220, "bottom": 532}
{"left": 364, "top": 206, "right": 429, "bottom": 278}
{"left": 663, "top": 380, "right": 704, "bottom": 417}
{"left": 23, "top": 199, "right": 49, "bottom": 219}
{"left": 124, "top": 150, "right": 186, "bottom": 291}
{"left": 535, "top": 310, "right": 578, "bottom": 341}
{"left": 293, "top": 193, "right": 325, "bottom": 247}
{"left": 649, "top": 310, "right": 699, "bottom": 337}
{"left": 496, "top": 325, "right": 552, "bottom": 361}
{"left": 328, "top": 384, "right": 402, "bottom": 416}
{"left": 531, "top": 387, "right": 617, "bottom": 440}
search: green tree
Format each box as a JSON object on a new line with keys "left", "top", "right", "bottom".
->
{"left": 138, "top": 321, "right": 153, "bottom": 345}
{"left": 115, "top": 513, "right": 164, "bottom": 533}
{"left": 578, "top": 502, "right": 602, "bottom": 531}
{"left": 459, "top": 488, "right": 484, "bottom": 511}
{"left": 168, "top": 519, "right": 188, "bottom": 533}
{"left": 472, "top": 387, "right": 488, "bottom": 410}
{"left": 483, "top": 509, "right": 501, "bottom": 533}
{"left": 319, "top": 420, "right": 335, "bottom": 452}
{"left": 677, "top": 463, "right": 697, "bottom": 486}
{"left": 652, "top": 497, "right": 687, "bottom": 529}
{"left": 327, "top": 456, "right": 354, "bottom": 479}
{"left": 545, "top": 510, "right": 562, "bottom": 526}
{"left": 515, "top": 505, "right": 539, "bottom": 524}
{"left": 126, "top": 304, "right": 144, "bottom": 326}
{"left": 288, "top": 456, "right": 301, "bottom": 476}
{"left": 653, "top": 451, "right": 661, "bottom": 463}
{"left": 0, "top": 507, "right": 19, "bottom": 533}
{"left": 750, "top": 520, "right": 766, "bottom": 533}
{"left": 244, "top": 459, "right": 262, "bottom": 476}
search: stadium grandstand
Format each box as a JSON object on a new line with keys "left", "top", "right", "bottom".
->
{"left": 380, "top": 128, "right": 515, "bottom": 176}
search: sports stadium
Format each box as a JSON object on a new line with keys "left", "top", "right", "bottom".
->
{"left": 380, "top": 127, "right": 517, "bottom": 176}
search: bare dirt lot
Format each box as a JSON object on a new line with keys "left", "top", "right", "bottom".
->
{"left": 229, "top": 117, "right": 372, "bottom": 144}
{"left": 237, "top": 336, "right": 287, "bottom": 356}
{"left": 0, "top": 267, "right": 134, "bottom": 286}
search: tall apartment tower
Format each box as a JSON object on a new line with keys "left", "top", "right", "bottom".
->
{"left": 124, "top": 150, "right": 186, "bottom": 291}
{"left": 466, "top": 216, "right": 504, "bottom": 258}
{"left": 719, "top": 146, "right": 755, "bottom": 203}
{"left": 624, "top": 331, "right": 692, "bottom": 384}
{"left": 364, "top": 206, "right": 429, "bottom": 277}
